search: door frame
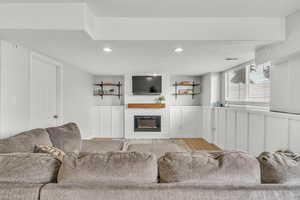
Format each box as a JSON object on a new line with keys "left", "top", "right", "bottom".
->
{"left": 29, "top": 52, "right": 63, "bottom": 128}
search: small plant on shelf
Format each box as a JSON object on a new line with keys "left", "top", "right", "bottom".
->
{"left": 155, "top": 96, "right": 165, "bottom": 104}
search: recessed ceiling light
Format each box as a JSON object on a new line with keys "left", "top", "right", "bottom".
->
{"left": 103, "top": 47, "right": 112, "bottom": 53}
{"left": 174, "top": 47, "right": 184, "bottom": 53}
{"left": 225, "top": 57, "right": 238, "bottom": 61}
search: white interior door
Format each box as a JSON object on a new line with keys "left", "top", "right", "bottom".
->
{"left": 30, "top": 55, "right": 59, "bottom": 128}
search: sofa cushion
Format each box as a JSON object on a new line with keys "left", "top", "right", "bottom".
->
{"left": 46, "top": 123, "right": 81, "bottom": 153}
{"left": 0, "top": 183, "right": 43, "bottom": 200}
{"left": 258, "top": 150, "right": 300, "bottom": 184}
{"left": 159, "top": 151, "right": 260, "bottom": 184}
{"left": 0, "top": 153, "right": 60, "bottom": 184}
{"left": 57, "top": 152, "right": 158, "bottom": 184}
{"left": 81, "top": 140, "right": 123, "bottom": 153}
{"left": 127, "top": 143, "right": 188, "bottom": 158}
{"left": 0, "top": 129, "right": 52, "bottom": 153}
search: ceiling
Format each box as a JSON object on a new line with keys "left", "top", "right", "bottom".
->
{"left": 85, "top": 0, "right": 300, "bottom": 18}
{"left": 0, "top": 1, "right": 296, "bottom": 75}
{"left": 0, "top": 0, "right": 300, "bottom": 18}
{"left": 0, "top": 30, "right": 269, "bottom": 75}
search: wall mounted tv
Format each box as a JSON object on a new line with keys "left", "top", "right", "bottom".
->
{"left": 132, "top": 76, "right": 162, "bottom": 95}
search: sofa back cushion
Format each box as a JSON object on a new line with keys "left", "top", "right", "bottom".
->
{"left": 0, "top": 153, "right": 60, "bottom": 184}
{"left": 46, "top": 123, "right": 81, "bottom": 153}
{"left": 0, "top": 129, "right": 52, "bottom": 153}
{"left": 258, "top": 150, "right": 300, "bottom": 184}
{"left": 159, "top": 151, "right": 260, "bottom": 184}
{"left": 58, "top": 152, "right": 158, "bottom": 184}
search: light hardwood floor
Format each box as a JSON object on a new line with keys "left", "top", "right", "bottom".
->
{"left": 94, "top": 138, "right": 221, "bottom": 151}
{"left": 179, "top": 138, "right": 221, "bottom": 151}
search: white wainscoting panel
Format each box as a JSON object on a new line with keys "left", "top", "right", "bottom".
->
{"left": 111, "top": 107, "right": 124, "bottom": 138}
{"left": 99, "top": 107, "right": 112, "bottom": 137}
{"left": 202, "top": 107, "right": 213, "bottom": 143}
{"left": 169, "top": 106, "right": 202, "bottom": 138}
{"left": 265, "top": 117, "right": 289, "bottom": 152}
{"left": 236, "top": 111, "right": 248, "bottom": 152}
{"left": 169, "top": 107, "right": 182, "bottom": 138}
{"left": 92, "top": 106, "right": 124, "bottom": 138}
{"left": 289, "top": 119, "right": 300, "bottom": 153}
{"left": 214, "top": 107, "right": 300, "bottom": 155}
{"left": 248, "top": 113, "right": 265, "bottom": 156}
{"left": 215, "top": 108, "right": 226, "bottom": 148}
{"left": 182, "top": 107, "right": 203, "bottom": 138}
{"left": 226, "top": 110, "right": 236, "bottom": 150}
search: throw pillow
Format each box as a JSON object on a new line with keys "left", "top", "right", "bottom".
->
{"left": 46, "top": 123, "right": 82, "bottom": 153}
{"left": 35, "top": 145, "right": 66, "bottom": 162}
{"left": 258, "top": 150, "right": 300, "bottom": 184}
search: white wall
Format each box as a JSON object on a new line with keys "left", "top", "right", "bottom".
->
{"left": 200, "top": 73, "right": 211, "bottom": 106}
{"left": 0, "top": 40, "right": 93, "bottom": 138}
{"left": 210, "top": 73, "right": 221, "bottom": 105}
{"left": 270, "top": 55, "right": 300, "bottom": 114}
{"left": 0, "top": 41, "right": 30, "bottom": 137}
{"left": 200, "top": 72, "right": 221, "bottom": 107}
{"left": 220, "top": 72, "right": 226, "bottom": 105}
{"left": 63, "top": 65, "right": 93, "bottom": 139}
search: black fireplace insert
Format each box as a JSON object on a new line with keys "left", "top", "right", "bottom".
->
{"left": 134, "top": 115, "right": 161, "bottom": 132}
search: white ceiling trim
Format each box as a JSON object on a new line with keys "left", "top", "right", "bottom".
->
{"left": 0, "top": 3, "right": 286, "bottom": 41}
{"left": 255, "top": 10, "right": 300, "bottom": 65}
{"left": 94, "top": 18, "right": 285, "bottom": 41}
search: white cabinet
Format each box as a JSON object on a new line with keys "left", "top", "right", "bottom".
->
{"left": 92, "top": 106, "right": 124, "bottom": 138}
{"left": 169, "top": 106, "right": 203, "bottom": 138}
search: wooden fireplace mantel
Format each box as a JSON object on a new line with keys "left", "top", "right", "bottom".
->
{"left": 127, "top": 103, "right": 166, "bottom": 109}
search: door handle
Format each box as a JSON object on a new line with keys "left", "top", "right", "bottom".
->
{"left": 53, "top": 115, "right": 58, "bottom": 119}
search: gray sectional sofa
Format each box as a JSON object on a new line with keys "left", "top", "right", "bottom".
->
{"left": 0, "top": 123, "right": 300, "bottom": 200}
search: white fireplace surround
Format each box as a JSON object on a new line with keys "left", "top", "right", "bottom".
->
{"left": 125, "top": 108, "right": 168, "bottom": 138}
{"left": 124, "top": 73, "right": 170, "bottom": 138}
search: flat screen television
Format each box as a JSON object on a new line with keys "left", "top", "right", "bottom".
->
{"left": 132, "top": 76, "right": 162, "bottom": 95}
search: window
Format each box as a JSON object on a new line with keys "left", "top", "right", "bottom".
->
{"left": 225, "top": 61, "right": 270, "bottom": 105}
{"left": 226, "top": 67, "right": 246, "bottom": 101}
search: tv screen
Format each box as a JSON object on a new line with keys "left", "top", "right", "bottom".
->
{"left": 132, "top": 76, "right": 162, "bottom": 95}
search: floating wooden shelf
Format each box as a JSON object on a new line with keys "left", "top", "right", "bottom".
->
{"left": 173, "top": 83, "right": 200, "bottom": 86}
{"left": 94, "top": 94, "right": 122, "bottom": 97}
{"left": 128, "top": 103, "right": 165, "bottom": 109}
{"left": 172, "top": 93, "right": 200, "bottom": 96}
{"left": 94, "top": 83, "right": 122, "bottom": 87}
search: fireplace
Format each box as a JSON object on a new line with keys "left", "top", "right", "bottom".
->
{"left": 134, "top": 115, "right": 161, "bottom": 132}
